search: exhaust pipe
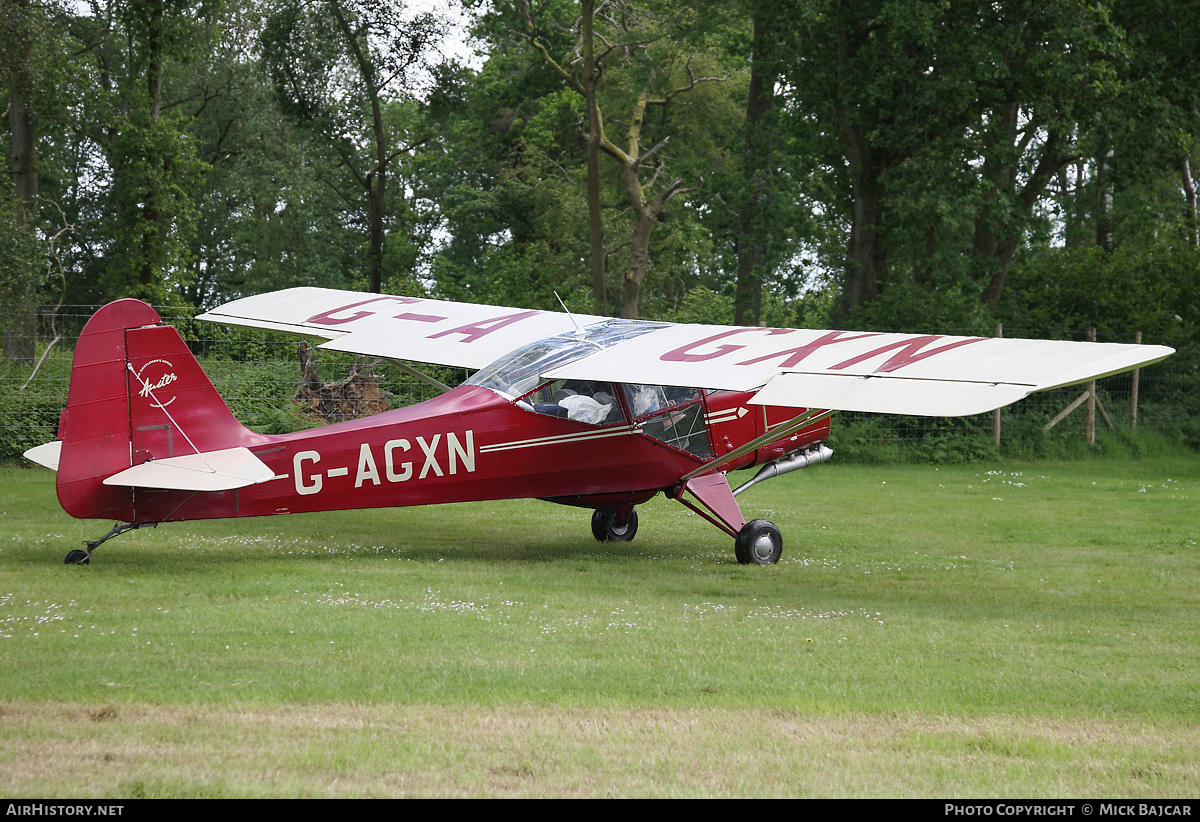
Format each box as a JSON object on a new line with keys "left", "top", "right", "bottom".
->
{"left": 732, "top": 444, "right": 833, "bottom": 496}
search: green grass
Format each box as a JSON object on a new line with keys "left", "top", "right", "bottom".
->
{"left": 2, "top": 457, "right": 1199, "bottom": 796}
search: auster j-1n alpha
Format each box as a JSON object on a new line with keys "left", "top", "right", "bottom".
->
{"left": 23, "top": 288, "right": 1173, "bottom": 566}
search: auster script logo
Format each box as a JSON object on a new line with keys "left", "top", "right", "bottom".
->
{"left": 136, "top": 359, "right": 178, "bottom": 408}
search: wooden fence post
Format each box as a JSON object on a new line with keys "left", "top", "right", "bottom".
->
{"left": 993, "top": 323, "right": 1002, "bottom": 449}
{"left": 1086, "top": 328, "right": 1096, "bottom": 446}
{"left": 1131, "top": 330, "right": 1141, "bottom": 429}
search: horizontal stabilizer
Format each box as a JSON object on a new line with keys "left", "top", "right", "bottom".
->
{"left": 751, "top": 373, "right": 1033, "bottom": 417}
{"left": 24, "top": 441, "right": 62, "bottom": 471}
{"left": 103, "top": 447, "right": 276, "bottom": 492}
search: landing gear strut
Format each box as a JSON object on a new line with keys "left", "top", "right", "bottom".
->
{"left": 64, "top": 522, "right": 156, "bottom": 565}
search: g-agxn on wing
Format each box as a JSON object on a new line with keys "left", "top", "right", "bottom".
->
{"left": 24, "top": 288, "right": 1173, "bottom": 566}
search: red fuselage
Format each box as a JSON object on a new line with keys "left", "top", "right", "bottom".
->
{"left": 129, "top": 384, "right": 828, "bottom": 524}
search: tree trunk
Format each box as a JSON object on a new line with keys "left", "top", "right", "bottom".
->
{"left": 834, "top": 17, "right": 888, "bottom": 322}
{"left": 838, "top": 134, "right": 887, "bottom": 319}
{"left": 9, "top": 66, "right": 37, "bottom": 222}
{"left": 1182, "top": 155, "right": 1198, "bottom": 248}
{"left": 582, "top": 0, "right": 606, "bottom": 314}
{"left": 735, "top": 13, "right": 775, "bottom": 326}
{"left": 328, "top": 0, "right": 389, "bottom": 293}
{"left": 137, "top": 0, "right": 165, "bottom": 291}
{"left": 6, "top": 0, "right": 40, "bottom": 361}
{"left": 973, "top": 116, "right": 1068, "bottom": 311}
{"left": 1095, "top": 144, "right": 1114, "bottom": 252}
{"left": 366, "top": 84, "right": 387, "bottom": 293}
{"left": 367, "top": 169, "right": 385, "bottom": 293}
{"left": 979, "top": 234, "right": 1021, "bottom": 311}
{"left": 620, "top": 194, "right": 655, "bottom": 319}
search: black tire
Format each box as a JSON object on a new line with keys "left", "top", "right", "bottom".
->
{"left": 591, "top": 508, "right": 638, "bottom": 542}
{"left": 735, "top": 519, "right": 782, "bottom": 565}
{"left": 64, "top": 549, "right": 90, "bottom": 565}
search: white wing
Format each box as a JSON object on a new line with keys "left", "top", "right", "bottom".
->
{"left": 200, "top": 289, "right": 1173, "bottom": 417}
{"left": 197, "top": 287, "right": 604, "bottom": 370}
{"left": 542, "top": 325, "right": 1173, "bottom": 415}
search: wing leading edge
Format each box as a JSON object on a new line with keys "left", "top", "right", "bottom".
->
{"left": 201, "top": 289, "right": 1173, "bottom": 417}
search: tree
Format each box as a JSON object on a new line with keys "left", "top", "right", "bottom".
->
{"left": 179, "top": 0, "right": 362, "bottom": 306}
{"left": 58, "top": 0, "right": 215, "bottom": 304}
{"left": 2, "top": 0, "right": 74, "bottom": 357}
{"left": 777, "top": 0, "right": 981, "bottom": 322}
{"left": 517, "top": 0, "right": 731, "bottom": 318}
{"left": 1098, "top": 0, "right": 1200, "bottom": 250}
{"left": 776, "top": 0, "right": 1127, "bottom": 323}
{"left": 731, "top": 7, "right": 774, "bottom": 326}
{"left": 967, "top": 0, "right": 1121, "bottom": 310}
{"left": 262, "top": 0, "right": 444, "bottom": 294}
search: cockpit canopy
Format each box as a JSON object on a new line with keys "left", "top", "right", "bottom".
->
{"left": 465, "top": 320, "right": 668, "bottom": 399}
{"left": 466, "top": 320, "right": 712, "bottom": 458}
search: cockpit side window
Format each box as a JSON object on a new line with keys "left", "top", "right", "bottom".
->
{"left": 623, "top": 385, "right": 702, "bottom": 418}
{"left": 519, "top": 380, "right": 624, "bottom": 425}
{"left": 622, "top": 384, "right": 711, "bottom": 458}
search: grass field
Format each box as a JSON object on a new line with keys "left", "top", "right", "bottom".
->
{"left": 1, "top": 456, "right": 1198, "bottom": 797}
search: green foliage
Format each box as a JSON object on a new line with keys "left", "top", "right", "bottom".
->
{"left": 1001, "top": 246, "right": 1200, "bottom": 435}
{"left": 663, "top": 286, "right": 734, "bottom": 325}
{"left": 2, "top": 0, "right": 1198, "bottom": 473}
{"left": 0, "top": 344, "right": 71, "bottom": 461}
{"left": 182, "top": 5, "right": 363, "bottom": 306}
{"left": 829, "top": 414, "right": 997, "bottom": 465}
{"left": 997, "top": 412, "right": 1192, "bottom": 462}
{"left": 844, "top": 280, "right": 992, "bottom": 335}
{"left": 201, "top": 357, "right": 317, "bottom": 434}
{"left": 0, "top": 200, "right": 47, "bottom": 359}
{"left": 906, "top": 429, "right": 997, "bottom": 465}
{"left": 999, "top": 244, "right": 1200, "bottom": 347}
{"left": 0, "top": 336, "right": 314, "bottom": 461}
{"left": 826, "top": 416, "right": 905, "bottom": 464}
{"left": 102, "top": 107, "right": 208, "bottom": 304}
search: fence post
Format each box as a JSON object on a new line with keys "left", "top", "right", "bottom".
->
{"left": 1131, "top": 330, "right": 1141, "bottom": 429}
{"left": 993, "top": 322, "right": 1002, "bottom": 449}
{"left": 1086, "top": 327, "right": 1096, "bottom": 445}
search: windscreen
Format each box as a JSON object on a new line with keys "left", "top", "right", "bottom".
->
{"left": 466, "top": 320, "right": 668, "bottom": 399}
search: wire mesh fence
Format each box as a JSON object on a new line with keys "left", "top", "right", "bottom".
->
{"left": 1, "top": 306, "right": 1194, "bottom": 464}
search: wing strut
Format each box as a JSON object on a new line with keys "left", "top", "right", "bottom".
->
{"left": 394, "top": 360, "right": 451, "bottom": 392}
{"left": 680, "top": 407, "right": 836, "bottom": 483}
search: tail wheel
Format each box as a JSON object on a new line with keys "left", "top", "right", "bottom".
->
{"left": 735, "top": 519, "right": 782, "bottom": 565}
{"left": 64, "top": 549, "right": 90, "bottom": 565}
{"left": 591, "top": 508, "right": 638, "bottom": 542}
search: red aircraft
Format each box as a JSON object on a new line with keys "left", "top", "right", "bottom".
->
{"left": 25, "top": 288, "right": 1172, "bottom": 566}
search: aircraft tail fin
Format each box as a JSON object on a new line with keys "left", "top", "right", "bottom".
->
{"left": 54, "top": 299, "right": 260, "bottom": 520}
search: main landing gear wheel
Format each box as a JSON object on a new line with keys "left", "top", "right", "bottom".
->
{"left": 591, "top": 508, "right": 638, "bottom": 542}
{"left": 735, "top": 519, "right": 782, "bottom": 565}
{"left": 64, "top": 549, "right": 90, "bottom": 565}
